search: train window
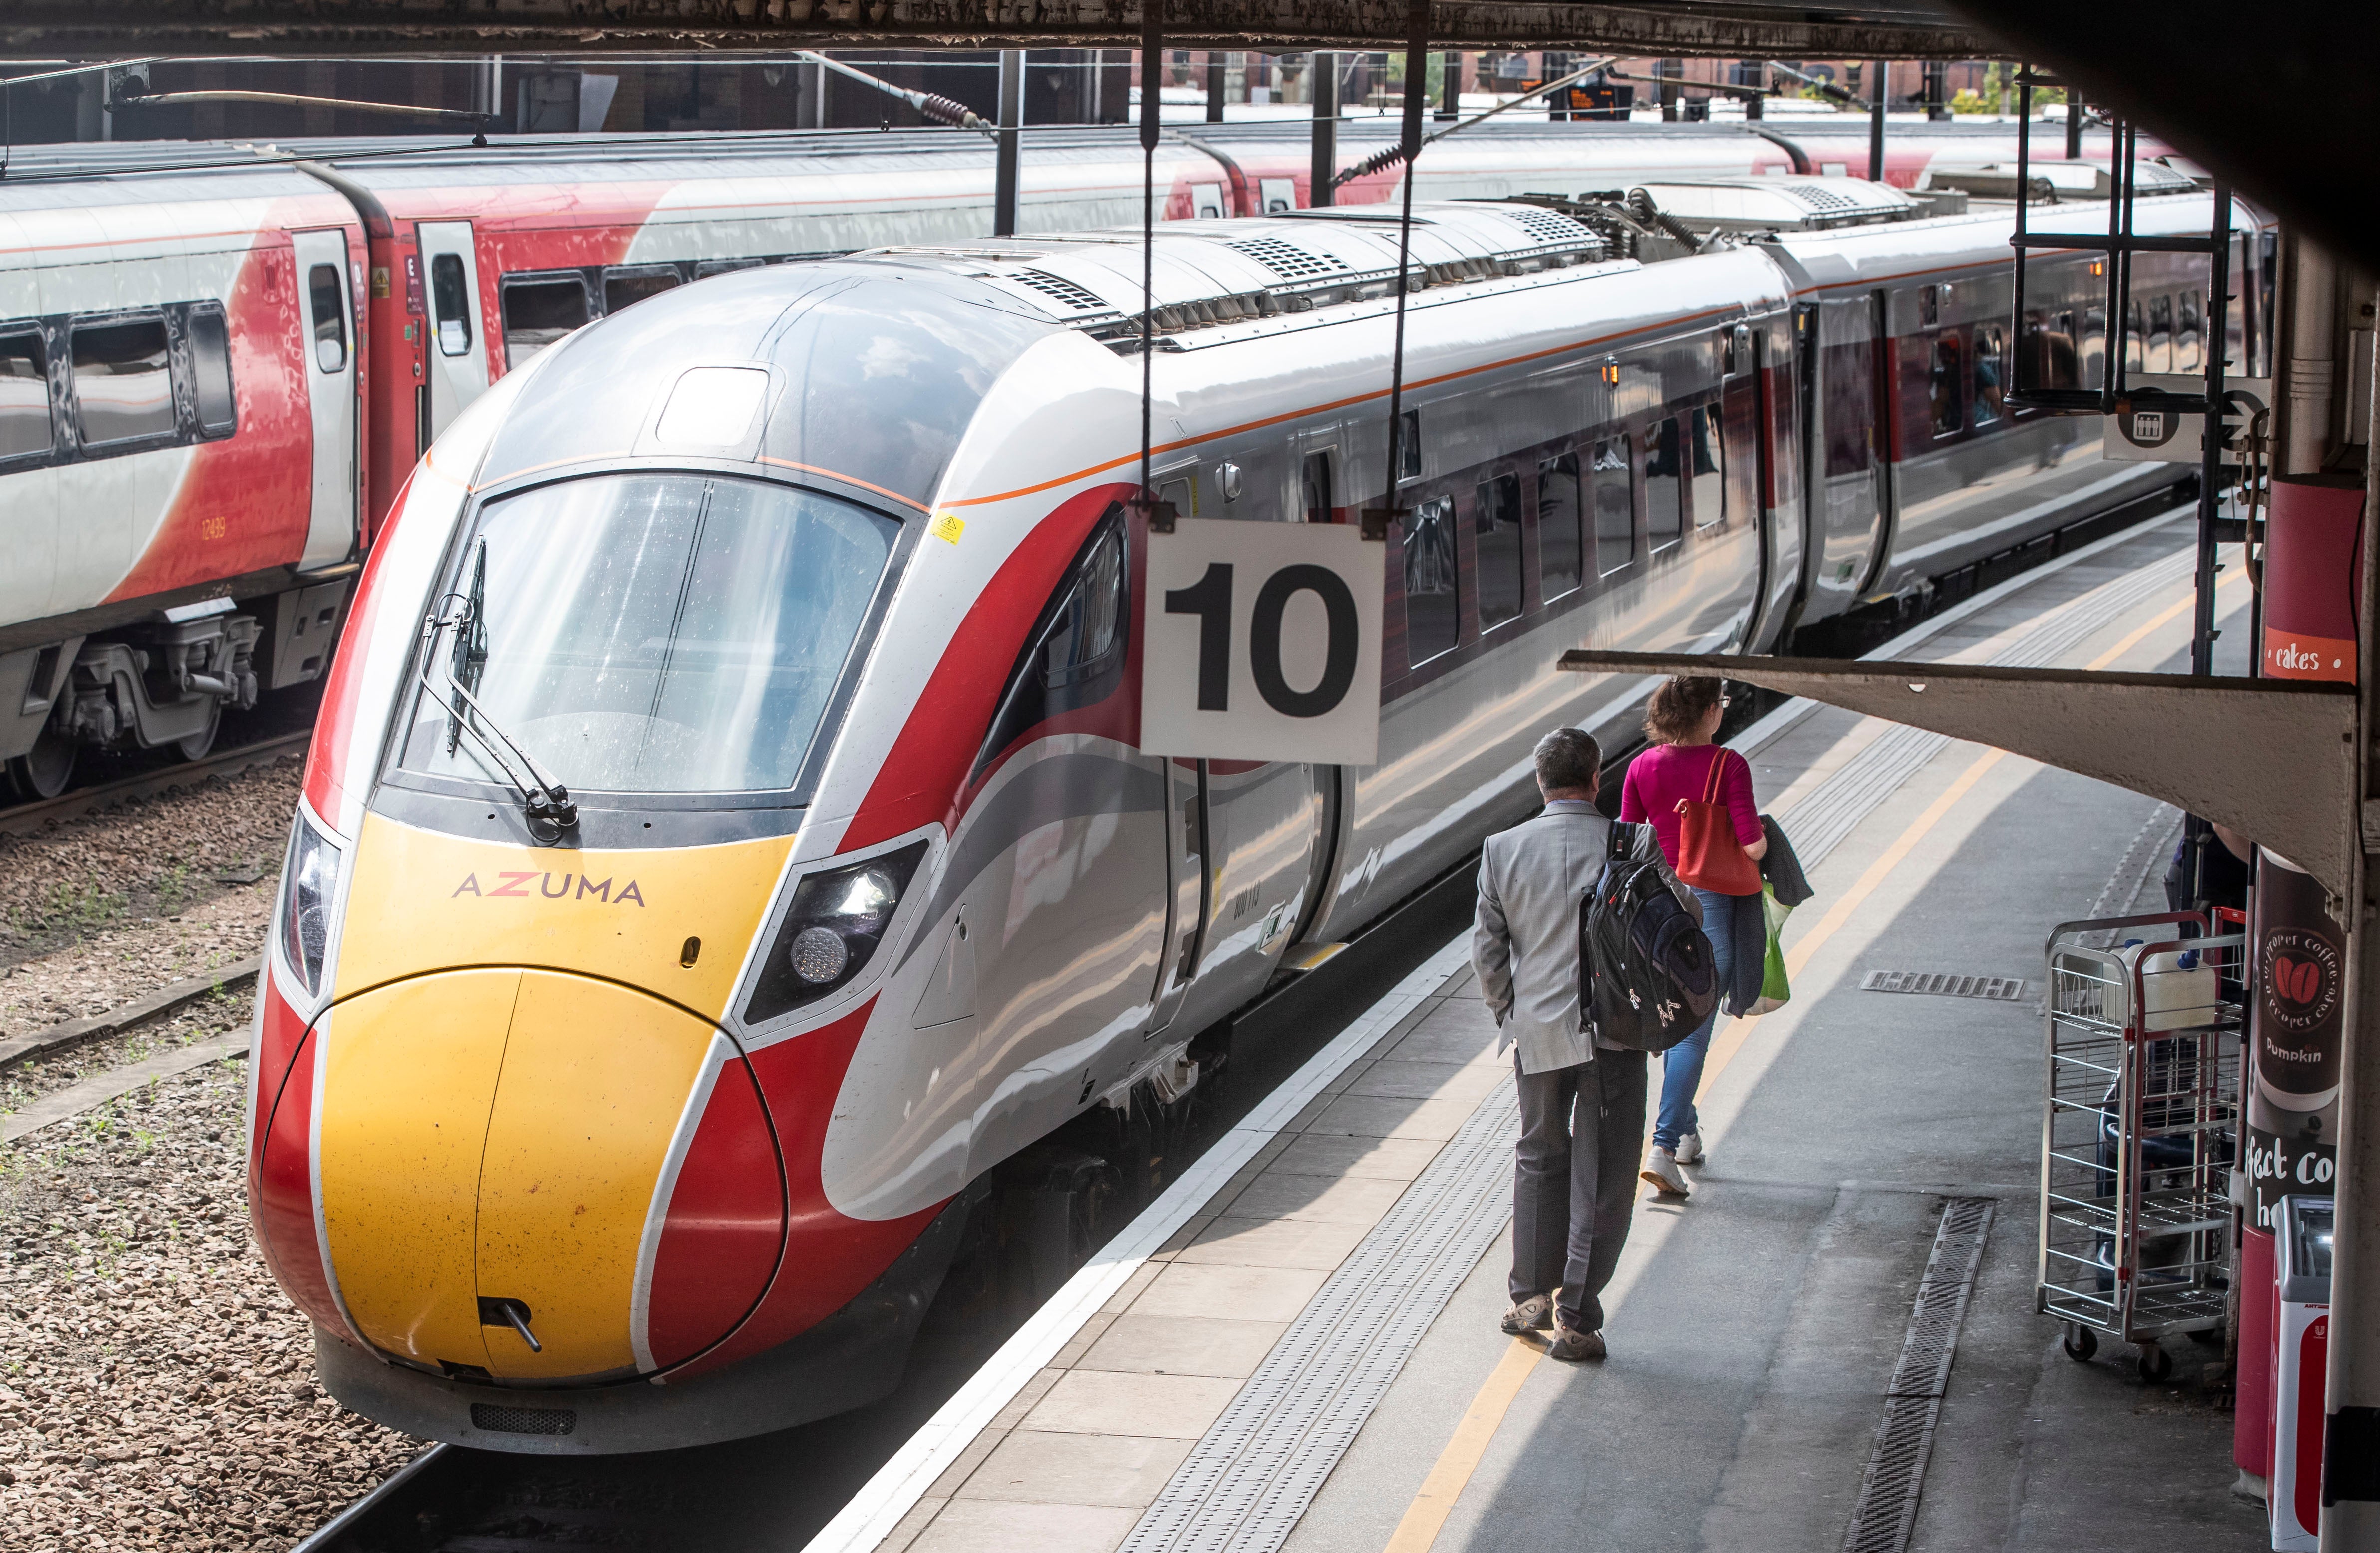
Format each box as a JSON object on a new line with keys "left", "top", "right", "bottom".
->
{"left": 2123, "top": 298, "right": 2145, "bottom": 372}
{"left": 1536, "top": 452, "right": 1583, "bottom": 600}
{"left": 2177, "top": 290, "right": 2203, "bottom": 373}
{"left": 694, "top": 258, "right": 765, "bottom": 278}
{"left": 1918, "top": 286, "right": 1940, "bottom": 328}
{"left": 1644, "top": 418, "right": 1682, "bottom": 549}
{"left": 186, "top": 305, "right": 236, "bottom": 437}
{"left": 1397, "top": 410, "right": 1421, "bottom": 481}
{"left": 500, "top": 274, "right": 590, "bottom": 368}
{"left": 1688, "top": 405, "right": 1723, "bottom": 528}
{"left": 0, "top": 328, "right": 49, "bottom": 462}
{"left": 603, "top": 266, "right": 681, "bottom": 315}
{"left": 1929, "top": 332, "right": 1964, "bottom": 437}
{"left": 306, "top": 264, "right": 347, "bottom": 373}
{"left": 1301, "top": 451, "right": 1335, "bottom": 523}
{"left": 1974, "top": 325, "right": 2006, "bottom": 427}
{"left": 1591, "top": 436, "right": 1633, "bottom": 576}
{"left": 397, "top": 473, "right": 898, "bottom": 794}
{"left": 1402, "top": 495, "right": 1459, "bottom": 664}
{"left": 0, "top": 329, "right": 49, "bottom": 460}
{"left": 1042, "top": 521, "right": 1126, "bottom": 688}
{"left": 2146, "top": 294, "right": 2174, "bottom": 373}
{"left": 430, "top": 253, "right": 473, "bottom": 358}
{"left": 70, "top": 317, "right": 174, "bottom": 447}
{"left": 1475, "top": 473, "right": 1523, "bottom": 630}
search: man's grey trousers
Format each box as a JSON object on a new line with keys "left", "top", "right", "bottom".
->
{"left": 1510, "top": 1048, "right": 1647, "bottom": 1332}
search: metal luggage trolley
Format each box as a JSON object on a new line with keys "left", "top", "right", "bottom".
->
{"left": 2039, "top": 911, "right": 2244, "bottom": 1382}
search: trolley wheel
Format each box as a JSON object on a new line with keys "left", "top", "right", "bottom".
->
{"left": 2136, "top": 1343, "right": 2174, "bottom": 1384}
{"left": 2062, "top": 1324, "right": 2097, "bottom": 1362}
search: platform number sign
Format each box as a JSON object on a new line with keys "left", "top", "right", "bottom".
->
{"left": 1139, "top": 518, "right": 1384, "bottom": 764}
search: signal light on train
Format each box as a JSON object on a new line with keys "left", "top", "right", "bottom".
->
{"left": 743, "top": 840, "right": 930, "bottom": 1025}
{"left": 1600, "top": 358, "right": 1620, "bottom": 386}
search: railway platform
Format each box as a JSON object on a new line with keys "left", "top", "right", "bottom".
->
{"left": 812, "top": 507, "right": 2265, "bottom": 1553}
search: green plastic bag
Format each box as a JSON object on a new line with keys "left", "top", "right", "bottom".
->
{"left": 1747, "top": 883, "right": 1793, "bottom": 1016}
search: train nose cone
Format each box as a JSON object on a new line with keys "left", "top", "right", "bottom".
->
{"left": 313, "top": 968, "right": 785, "bottom": 1382}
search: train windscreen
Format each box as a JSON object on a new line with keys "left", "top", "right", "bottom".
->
{"left": 397, "top": 473, "right": 897, "bottom": 795}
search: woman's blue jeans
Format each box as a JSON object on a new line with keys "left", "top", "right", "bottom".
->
{"left": 1653, "top": 887, "right": 1739, "bottom": 1152}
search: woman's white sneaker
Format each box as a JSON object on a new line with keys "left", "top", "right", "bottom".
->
{"left": 1676, "top": 1132, "right": 1705, "bottom": 1166}
{"left": 1641, "top": 1147, "right": 1691, "bottom": 1197}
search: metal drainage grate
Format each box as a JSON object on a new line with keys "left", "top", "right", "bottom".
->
{"left": 1861, "top": 970, "right": 2026, "bottom": 1001}
{"left": 469, "top": 1403, "right": 577, "bottom": 1436}
{"left": 1841, "top": 1197, "right": 1995, "bottom": 1553}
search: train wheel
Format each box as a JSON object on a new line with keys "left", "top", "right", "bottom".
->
{"left": 2061, "top": 1324, "right": 2097, "bottom": 1362}
{"left": 6, "top": 725, "right": 75, "bottom": 799}
{"left": 176, "top": 710, "right": 220, "bottom": 762}
{"left": 2136, "top": 1343, "right": 2173, "bottom": 1384}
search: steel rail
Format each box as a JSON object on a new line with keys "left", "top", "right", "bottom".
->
{"left": 0, "top": 731, "right": 310, "bottom": 839}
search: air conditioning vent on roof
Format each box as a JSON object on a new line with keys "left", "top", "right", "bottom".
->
{"left": 1008, "top": 268, "right": 1110, "bottom": 312}
{"left": 1504, "top": 208, "right": 1594, "bottom": 244}
{"left": 1227, "top": 237, "right": 1348, "bottom": 280}
{"left": 1792, "top": 183, "right": 1856, "bottom": 213}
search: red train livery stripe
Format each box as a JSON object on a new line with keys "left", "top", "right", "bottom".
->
{"left": 842, "top": 482, "right": 1135, "bottom": 853}
{"left": 248, "top": 977, "right": 343, "bottom": 1333}
{"left": 104, "top": 236, "right": 316, "bottom": 604}
{"left": 302, "top": 462, "right": 421, "bottom": 828}
{"left": 645, "top": 1054, "right": 790, "bottom": 1372}
{"left": 673, "top": 998, "right": 944, "bottom": 1378}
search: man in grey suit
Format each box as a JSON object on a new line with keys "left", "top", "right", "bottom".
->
{"left": 1473, "top": 727, "right": 1646, "bottom": 1362}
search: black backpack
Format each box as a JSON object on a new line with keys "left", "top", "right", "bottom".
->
{"left": 1580, "top": 822, "right": 1718, "bottom": 1053}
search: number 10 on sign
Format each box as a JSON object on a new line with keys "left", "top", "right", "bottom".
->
{"left": 1138, "top": 518, "right": 1384, "bottom": 765}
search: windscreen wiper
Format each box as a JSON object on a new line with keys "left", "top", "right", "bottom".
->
{"left": 419, "top": 540, "right": 578, "bottom": 841}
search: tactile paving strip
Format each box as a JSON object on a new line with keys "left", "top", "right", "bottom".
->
{"left": 1841, "top": 1197, "right": 1995, "bottom": 1553}
{"left": 1119, "top": 1080, "right": 1521, "bottom": 1553}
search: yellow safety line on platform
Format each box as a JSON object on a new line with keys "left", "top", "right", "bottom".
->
{"left": 1383, "top": 745, "right": 2005, "bottom": 1553}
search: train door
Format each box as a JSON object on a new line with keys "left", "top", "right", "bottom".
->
{"left": 416, "top": 221, "right": 490, "bottom": 442}
{"left": 289, "top": 228, "right": 359, "bottom": 570}
{"left": 1147, "top": 756, "right": 1208, "bottom": 1037}
{"left": 1805, "top": 290, "right": 1888, "bottom": 615}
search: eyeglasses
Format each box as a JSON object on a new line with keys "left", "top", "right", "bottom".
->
{"left": 1719, "top": 696, "right": 1733, "bottom": 709}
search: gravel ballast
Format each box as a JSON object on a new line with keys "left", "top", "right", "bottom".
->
{"left": 0, "top": 1046, "right": 420, "bottom": 1551}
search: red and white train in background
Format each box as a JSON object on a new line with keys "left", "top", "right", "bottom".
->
{"left": 237, "top": 140, "right": 2259, "bottom": 1451}
{"left": 0, "top": 117, "right": 2165, "bottom": 797}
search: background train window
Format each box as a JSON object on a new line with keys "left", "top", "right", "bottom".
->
{"left": 695, "top": 258, "right": 764, "bottom": 278}
{"left": 500, "top": 274, "right": 591, "bottom": 368}
{"left": 2177, "top": 291, "right": 2203, "bottom": 372}
{"left": 1301, "top": 451, "right": 1334, "bottom": 523}
{"left": 1644, "top": 418, "right": 1682, "bottom": 549}
{"left": 604, "top": 265, "right": 682, "bottom": 315}
{"left": 1688, "top": 405, "right": 1723, "bottom": 528}
{"left": 1929, "top": 332, "right": 1965, "bottom": 436}
{"left": 1973, "top": 325, "right": 2006, "bottom": 426}
{"left": 1402, "top": 495, "right": 1459, "bottom": 663}
{"left": 430, "top": 253, "right": 473, "bottom": 357}
{"left": 2146, "top": 294, "right": 2174, "bottom": 373}
{"left": 1536, "top": 452, "right": 1583, "bottom": 599}
{"left": 1474, "top": 473, "right": 1522, "bottom": 630}
{"left": 186, "top": 305, "right": 236, "bottom": 437}
{"left": 70, "top": 317, "right": 174, "bottom": 447}
{"left": 0, "top": 329, "right": 50, "bottom": 460}
{"left": 306, "top": 264, "right": 347, "bottom": 373}
{"left": 1591, "top": 436, "right": 1634, "bottom": 576}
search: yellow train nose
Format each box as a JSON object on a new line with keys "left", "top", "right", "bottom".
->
{"left": 316, "top": 968, "right": 757, "bottom": 1381}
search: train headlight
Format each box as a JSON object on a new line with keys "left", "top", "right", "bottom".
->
{"left": 277, "top": 814, "right": 341, "bottom": 998}
{"left": 744, "top": 841, "right": 928, "bottom": 1024}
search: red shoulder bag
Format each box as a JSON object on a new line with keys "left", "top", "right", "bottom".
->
{"left": 1673, "top": 749, "right": 1762, "bottom": 895}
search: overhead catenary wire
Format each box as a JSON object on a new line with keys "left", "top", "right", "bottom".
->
{"left": 794, "top": 50, "right": 994, "bottom": 137}
{"left": 1371, "top": 0, "right": 1433, "bottom": 536}
{"left": 1330, "top": 54, "right": 1612, "bottom": 192}
{"left": 1138, "top": 3, "right": 1161, "bottom": 520}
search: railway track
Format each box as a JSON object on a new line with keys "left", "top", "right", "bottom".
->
{"left": 0, "top": 731, "right": 312, "bottom": 839}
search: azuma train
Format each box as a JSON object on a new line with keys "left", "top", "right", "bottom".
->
{"left": 237, "top": 165, "right": 2267, "bottom": 1452}
{"left": 0, "top": 118, "right": 2164, "bottom": 799}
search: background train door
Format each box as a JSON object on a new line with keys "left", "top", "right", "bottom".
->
{"left": 288, "top": 227, "right": 359, "bottom": 570}
{"left": 415, "top": 221, "right": 490, "bottom": 445}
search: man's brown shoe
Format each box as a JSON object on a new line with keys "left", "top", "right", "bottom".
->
{"left": 1546, "top": 1325, "right": 1606, "bottom": 1362}
{"left": 1501, "top": 1294, "right": 1553, "bottom": 1334}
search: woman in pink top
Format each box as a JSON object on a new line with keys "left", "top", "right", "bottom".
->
{"left": 1619, "top": 675, "right": 1766, "bottom": 1198}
